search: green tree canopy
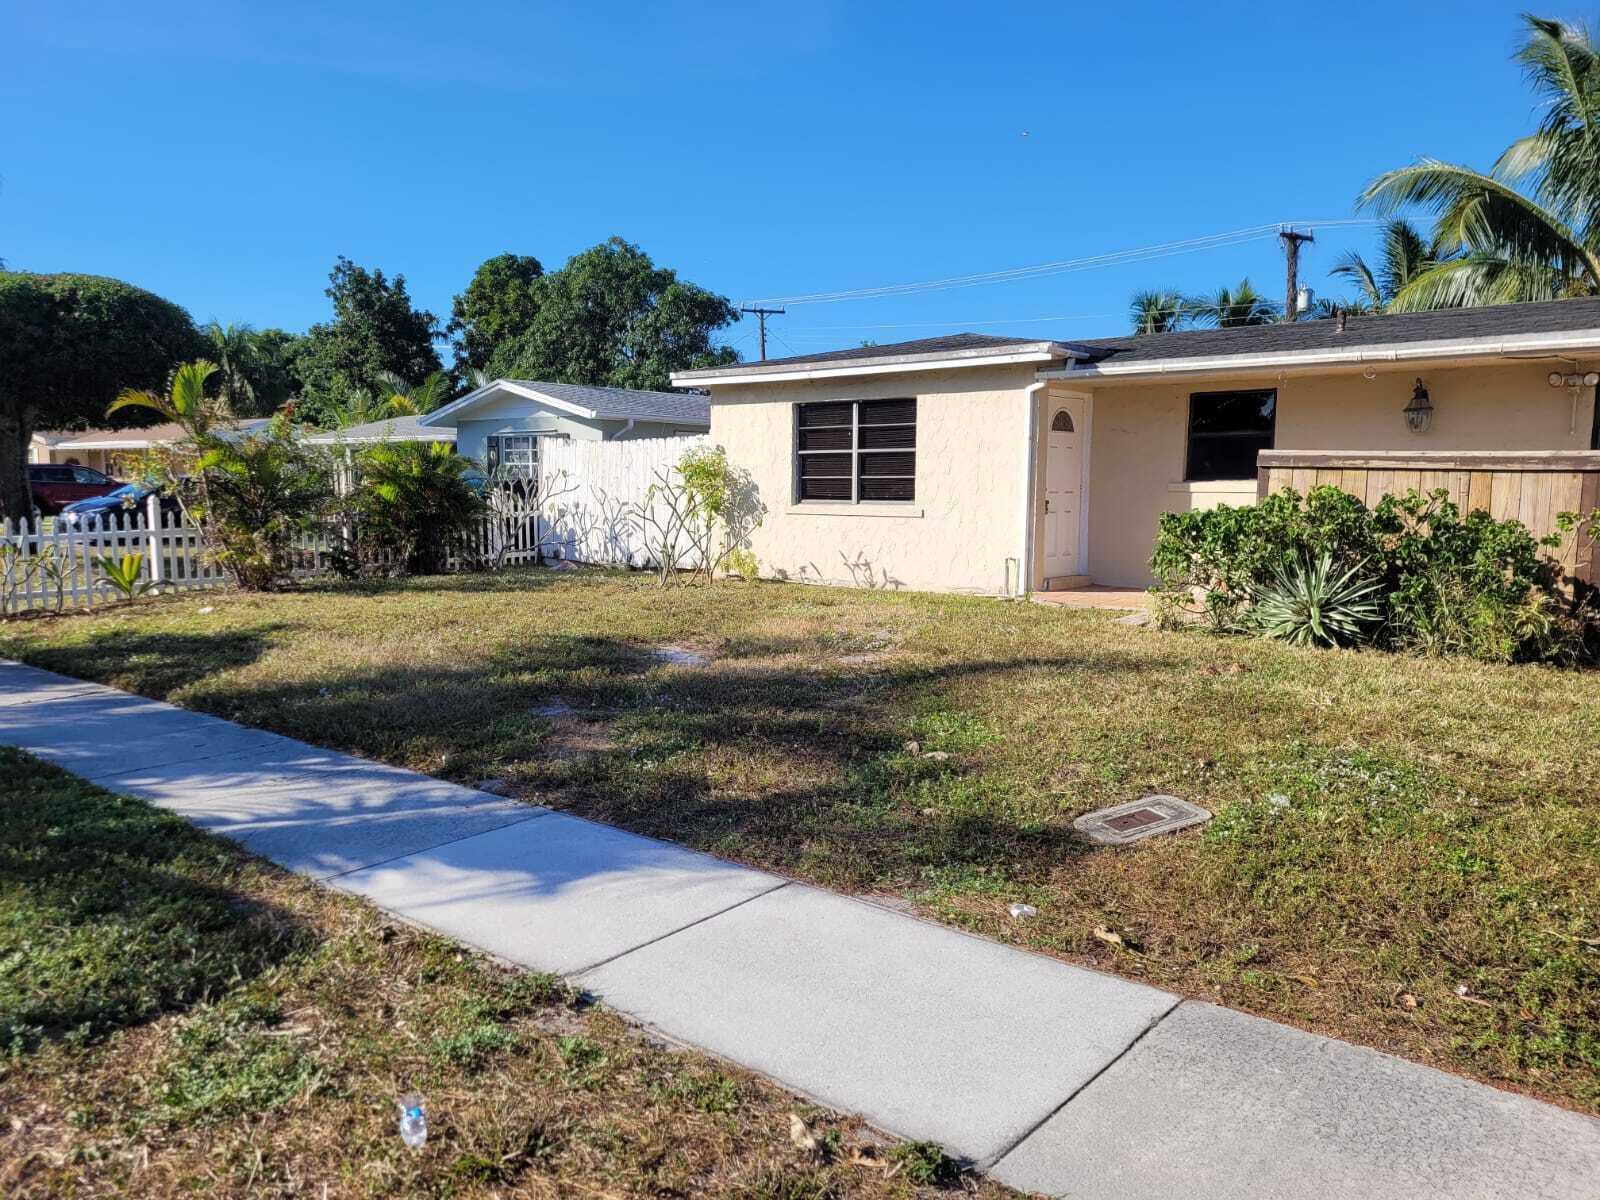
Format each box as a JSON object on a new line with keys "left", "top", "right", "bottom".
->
{"left": 485, "top": 238, "right": 739, "bottom": 390}
{"left": 204, "top": 322, "right": 303, "bottom": 418}
{"left": 0, "top": 272, "right": 205, "bottom": 520}
{"left": 448, "top": 253, "right": 544, "bottom": 375}
{"left": 290, "top": 257, "right": 443, "bottom": 425}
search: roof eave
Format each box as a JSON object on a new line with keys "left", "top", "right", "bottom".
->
{"left": 1044, "top": 328, "right": 1600, "bottom": 383}
{"left": 672, "top": 342, "right": 1075, "bottom": 388}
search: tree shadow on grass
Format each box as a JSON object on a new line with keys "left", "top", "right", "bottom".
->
{"left": 0, "top": 749, "right": 310, "bottom": 1054}
{"left": 14, "top": 625, "right": 288, "bottom": 698}
{"left": 119, "top": 635, "right": 1177, "bottom": 895}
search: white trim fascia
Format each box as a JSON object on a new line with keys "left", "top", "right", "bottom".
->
{"left": 672, "top": 347, "right": 1066, "bottom": 389}
{"left": 301, "top": 431, "right": 456, "bottom": 446}
{"left": 1041, "top": 329, "right": 1600, "bottom": 382}
{"left": 418, "top": 380, "right": 602, "bottom": 427}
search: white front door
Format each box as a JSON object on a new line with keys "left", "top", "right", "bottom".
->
{"left": 1042, "top": 399, "right": 1084, "bottom": 579}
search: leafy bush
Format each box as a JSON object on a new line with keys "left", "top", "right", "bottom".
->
{"left": 182, "top": 417, "right": 330, "bottom": 590}
{"left": 1152, "top": 485, "right": 1591, "bottom": 661}
{"left": 335, "top": 441, "right": 486, "bottom": 576}
{"left": 635, "top": 445, "right": 765, "bottom": 586}
{"left": 1251, "top": 551, "right": 1382, "bottom": 647}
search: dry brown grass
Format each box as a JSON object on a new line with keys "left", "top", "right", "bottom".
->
{"left": 4, "top": 567, "right": 1597, "bottom": 1113}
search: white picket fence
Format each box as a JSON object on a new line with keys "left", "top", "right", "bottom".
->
{"left": 1, "top": 494, "right": 543, "bottom": 616}
{"left": 538, "top": 435, "right": 707, "bottom": 568}
{"left": 3, "top": 437, "right": 706, "bottom": 615}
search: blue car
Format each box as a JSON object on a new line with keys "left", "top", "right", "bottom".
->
{"left": 59, "top": 484, "right": 182, "bottom": 528}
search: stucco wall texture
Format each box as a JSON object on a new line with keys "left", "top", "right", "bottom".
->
{"left": 710, "top": 359, "right": 1598, "bottom": 594}
{"left": 710, "top": 365, "right": 1035, "bottom": 594}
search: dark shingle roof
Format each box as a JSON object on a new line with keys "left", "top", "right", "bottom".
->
{"left": 745, "top": 332, "right": 1053, "bottom": 369}
{"left": 675, "top": 298, "right": 1600, "bottom": 384}
{"left": 1070, "top": 297, "right": 1600, "bottom": 367}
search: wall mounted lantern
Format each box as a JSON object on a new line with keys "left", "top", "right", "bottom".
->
{"left": 1403, "top": 378, "right": 1433, "bottom": 434}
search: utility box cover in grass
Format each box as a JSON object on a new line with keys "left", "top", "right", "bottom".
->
{"left": 1074, "top": 795, "right": 1211, "bottom": 846}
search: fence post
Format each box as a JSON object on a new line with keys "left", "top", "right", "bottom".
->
{"left": 144, "top": 493, "right": 162, "bottom": 592}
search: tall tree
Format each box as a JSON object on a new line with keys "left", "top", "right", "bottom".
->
{"left": 448, "top": 253, "right": 544, "bottom": 375}
{"left": 486, "top": 238, "right": 738, "bottom": 390}
{"left": 1186, "top": 278, "right": 1278, "bottom": 328}
{"left": 1129, "top": 289, "right": 1188, "bottom": 334}
{"left": 290, "top": 257, "right": 443, "bottom": 425}
{"left": 0, "top": 272, "right": 204, "bottom": 520}
{"left": 1327, "top": 220, "right": 1441, "bottom": 313}
{"left": 204, "top": 322, "right": 301, "bottom": 417}
{"left": 1361, "top": 14, "right": 1600, "bottom": 309}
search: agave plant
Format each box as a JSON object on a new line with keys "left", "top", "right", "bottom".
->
{"left": 93, "top": 552, "right": 154, "bottom": 601}
{"left": 1251, "top": 551, "right": 1383, "bottom": 649}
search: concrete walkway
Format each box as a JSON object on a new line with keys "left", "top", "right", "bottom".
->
{"left": 3, "top": 658, "right": 1596, "bottom": 1199}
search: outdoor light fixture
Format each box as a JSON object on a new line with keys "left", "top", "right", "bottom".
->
{"left": 1404, "top": 378, "right": 1433, "bottom": 434}
{"left": 1547, "top": 370, "right": 1600, "bottom": 388}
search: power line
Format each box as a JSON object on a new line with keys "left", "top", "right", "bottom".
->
{"left": 741, "top": 218, "right": 1384, "bottom": 307}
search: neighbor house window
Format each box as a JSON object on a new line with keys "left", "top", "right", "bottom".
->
{"left": 1185, "top": 389, "right": 1276, "bottom": 481}
{"left": 796, "top": 399, "right": 916, "bottom": 503}
{"left": 487, "top": 433, "right": 543, "bottom": 480}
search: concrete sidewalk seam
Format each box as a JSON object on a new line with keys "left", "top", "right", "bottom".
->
{"left": 981, "top": 995, "right": 1186, "bottom": 1172}
{"left": 319, "top": 808, "right": 557, "bottom": 882}
{"left": 569, "top": 880, "right": 792, "bottom": 978}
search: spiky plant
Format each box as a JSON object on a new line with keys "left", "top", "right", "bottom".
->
{"left": 1251, "top": 551, "right": 1384, "bottom": 649}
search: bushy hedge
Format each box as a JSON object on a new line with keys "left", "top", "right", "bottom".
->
{"left": 1151, "top": 486, "right": 1594, "bottom": 662}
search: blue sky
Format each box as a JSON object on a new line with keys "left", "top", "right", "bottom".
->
{"left": 1, "top": 1, "right": 1554, "bottom": 360}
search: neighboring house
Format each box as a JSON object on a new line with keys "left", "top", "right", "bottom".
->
{"left": 26, "top": 420, "right": 274, "bottom": 475}
{"left": 418, "top": 379, "right": 709, "bottom": 478}
{"left": 300, "top": 414, "right": 457, "bottom": 451}
{"left": 673, "top": 298, "right": 1600, "bottom": 594}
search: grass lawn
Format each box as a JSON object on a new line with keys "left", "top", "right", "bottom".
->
{"left": 0, "top": 748, "right": 1006, "bottom": 1198}
{"left": 4, "top": 568, "right": 1598, "bottom": 1116}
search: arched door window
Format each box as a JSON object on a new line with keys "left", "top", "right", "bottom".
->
{"left": 1051, "top": 409, "right": 1074, "bottom": 433}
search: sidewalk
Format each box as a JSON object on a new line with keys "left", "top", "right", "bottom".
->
{"left": 3, "top": 658, "right": 1596, "bottom": 1198}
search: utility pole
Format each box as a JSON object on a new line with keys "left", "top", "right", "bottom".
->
{"left": 1279, "top": 228, "right": 1315, "bottom": 321}
{"left": 739, "top": 305, "right": 785, "bottom": 361}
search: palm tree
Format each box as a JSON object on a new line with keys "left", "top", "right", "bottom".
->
{"left": 373, "top": 370, "right": 452, "bottom": 416}
{"left": 1129, "top": 289, "right": 1188, "bottom": 334}
{"left": 107, "top": 360, "right": 223, "bottom": 440}
{"left": 1328, "top": 220, "right": 1441, "bottom": 312}
{"left": 205, "top": 322, "right": 260, "bottom": 415}
{"left": 1360, "top": 14, "right": 1600, "bottom": 309}
{"left": 1186, "top": 278, "right": 1278, "bottom": 328}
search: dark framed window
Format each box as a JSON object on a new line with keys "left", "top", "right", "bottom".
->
{"left": 796, "top": 399, "right": 916, "bottom": 502}
{"left": 1185, "top": 389, "right": 1276, "bottom": 481}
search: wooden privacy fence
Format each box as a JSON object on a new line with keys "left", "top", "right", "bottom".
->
{"left": 1257, "top": 450, "right": 1600, "bottom": 584}
{"left": 538, "top": 435, "right": 708, "bottom": 568}
{"left": 2, "top": 493, "right": 542, "bottom": 616}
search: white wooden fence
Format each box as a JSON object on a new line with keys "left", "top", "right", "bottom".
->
{"left": 538, "top": 435, "right": 707, "bottom": 568}
{"left": 1, "top": 493, "right": 543, "bottom": 616}
{"left": 3, "top": 437, "right": 707, "bottom": 615}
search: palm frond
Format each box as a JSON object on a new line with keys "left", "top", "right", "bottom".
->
{"left": 1387, "top": 253, "right": 1572, "bottom": 311}
{"left": 1328, "top": 250, "right": 1382, "bottom": 310}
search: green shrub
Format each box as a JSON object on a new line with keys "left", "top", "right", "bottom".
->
{"left": 336, "top": 441, "right": 486, "bottom": 576}
{"left": 1152, "top": 485, "right": 1590, "bottom": 662}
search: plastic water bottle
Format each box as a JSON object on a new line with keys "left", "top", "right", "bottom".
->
{"left": 398, "top": 1094, "right": 427, "bottom": 1149}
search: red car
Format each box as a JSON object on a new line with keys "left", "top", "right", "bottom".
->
{"left": 27, "top": 463, "right": 123, "bottom": 515}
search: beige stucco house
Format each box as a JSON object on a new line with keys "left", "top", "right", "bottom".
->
{"left": 672, "top": 298, "right": 1600, "bottom": 594}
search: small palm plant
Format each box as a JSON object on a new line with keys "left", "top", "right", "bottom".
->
{"left": 93, "top": 552, "right": 154, "bottom": 601}
{"left": 1251, "top": 551, "right": 1383, "bottom": 649}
